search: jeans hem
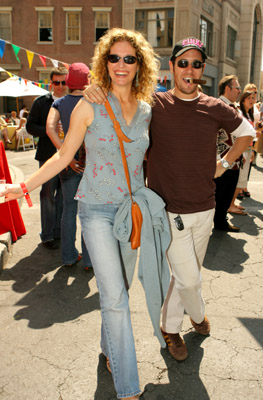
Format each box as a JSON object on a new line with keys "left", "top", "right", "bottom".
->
{"left": 41, "top": 236, "right": 56, "bottom": 243}
{"left": 117, "top": 390, "right": 141, "bottom": 399}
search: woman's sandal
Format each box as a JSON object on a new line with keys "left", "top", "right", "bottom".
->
{"left": 63, "top": 254, "right": 82, "bottom": 267}
{"left": 243, "top": 190, "right": 251, "bottom": 197}
{"left": 237, "top": 193, "right": 244, "bottom": 200}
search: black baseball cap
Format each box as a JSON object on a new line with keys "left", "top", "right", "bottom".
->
{"left": 170, "top": 37, "right": 207, "bottom": 61}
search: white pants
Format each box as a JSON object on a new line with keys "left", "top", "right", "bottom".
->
{"left": 162, "top": 209, "right": 215, "bottom": 333}
{"left": 237, "top": 148, "right": 252, "bottom": 189}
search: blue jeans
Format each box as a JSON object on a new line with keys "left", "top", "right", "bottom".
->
{"left": 60, "top": 169, "right": 91, "bottom": 265}
{"left": 39, "top": 160, "right": 63, "bottom": 242}
{"left": 78, "top": 202, "right": 140, "bottom": 399}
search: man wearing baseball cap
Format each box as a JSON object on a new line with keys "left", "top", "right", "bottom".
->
{"left": 46, "top": 63, "right": 92, "bottom": 270}
{"left": 147, "top": 37, "right": 255, "bottom": 360}
{"left": 82, "top": 37, "right": 255, "bottom": 361}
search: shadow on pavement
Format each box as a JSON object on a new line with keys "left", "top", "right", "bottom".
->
{"left": 238, "top": 318, "right": 263, "bottom": 348}
{"left": 229, "top": 196, "right": 263, "bottom": 237}
{"left": 0, "top": 244, "right": 100, "bottom": 329}
{"left": 252, "top": 163, "right": 263, "bottom": 173}
{"left": 203, "top": 230, "right": 247, "bottom": 274}
{"left": 94, "top": 353, "right": 116, "bottom": 400}
{"left": 140, "top": 332, "right": 209, "bottom": 400}
{"left": 93, "top": 334, "right": 210, "bottom": 400}
{"left": 1, "top": 243, "right": 62, "bottom": 293}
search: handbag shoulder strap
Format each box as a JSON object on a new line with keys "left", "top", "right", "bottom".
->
{"left": 104, "top": 99, "right": 133, "bottom": 201}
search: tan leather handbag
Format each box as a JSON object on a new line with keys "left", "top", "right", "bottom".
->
{"left": 104, "top": 99, "right": 142, "bottom": 249}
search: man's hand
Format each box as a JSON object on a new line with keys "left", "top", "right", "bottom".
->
{"left": 83, "top": 84, "right": 107, "bottom": 104}
{"left": 214, "top": 160, "right": 227, "bottom": 178}
{"left": 68, "top": 158, "right": 84, "bottom": 173}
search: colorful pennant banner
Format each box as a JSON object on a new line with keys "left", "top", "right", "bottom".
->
{"left": 26, "top": 50, "right": 34, "bottom": 69}
{"left": 0, "top": 38, "right": 171, "bottom": 87}
{"left": 11, "top": 44, "right": 21, "bottom": 62}
{"left": 0, "top": 65, "right": 50, "bottom": 90}
{"left": 0, "top": 38, "right": 69, "bottom": 70}
{"left": 0, "top": 39, "right": 6, "bottom": 58}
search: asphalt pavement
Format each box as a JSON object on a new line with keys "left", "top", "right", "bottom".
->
{"left": 0, "top": 148, "right": 262, "bottom": 400}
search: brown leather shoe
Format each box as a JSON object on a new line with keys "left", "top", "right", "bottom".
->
{"left": 190, "top": 315, "right": 210, "bottom": 335}
{"left": 226, "top": 223, "right": 240, "bottom": 232}
{"left": 161, "top": 329, "right": 188, "bottom": 361}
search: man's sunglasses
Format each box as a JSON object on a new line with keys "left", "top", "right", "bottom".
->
{"left": 52, "top": 80, "right": 66, "bottom": 86}
{"left": 107, "top": 54, "right": 137, "bottom": 64}
{"left": 176, "top": 59, "right": 204, "bottom": 69}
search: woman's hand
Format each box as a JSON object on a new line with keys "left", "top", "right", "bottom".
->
{"left": 83, "top": 84, "right": 108, "bottom": 104}
{"left": 0, "top": 184, "right": 23, "bottom": 202}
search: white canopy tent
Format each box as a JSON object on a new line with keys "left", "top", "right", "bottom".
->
{"left": 0, "top": 75, "right": 49, "bottom": 113}
{"left": 0, "top": 76, "right": 49, "bottom": 97}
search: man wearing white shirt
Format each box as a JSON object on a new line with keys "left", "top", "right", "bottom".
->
{"left": 214, "top": 75, "right": 243, "bottom": 232}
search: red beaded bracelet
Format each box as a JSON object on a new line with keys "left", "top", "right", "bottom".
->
{"left": 20, "top": 182, "right": 33, "bottom": 207}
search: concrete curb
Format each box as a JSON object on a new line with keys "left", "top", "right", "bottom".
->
{"left": 0, "top": 163, "right": 24, "bottom": 273}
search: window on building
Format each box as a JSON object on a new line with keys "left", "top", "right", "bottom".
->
{"left": 0, "top": 9, "right": 12, "bottom": 40}
{"left": 38, "top": 11, "right": 53, "bottom": 42}
{"left": 92, "top": 7, "right": 112, "bottom": 42}
{"left": 63, "top": 8, "right": 82, "bottom": 43}
{"left": 227, "top": 26, "right": 237, "bottom": 60}
{"left": 66, "top": 12, "right": 80, "bottom": 42}
{"left": 200, "top": 16, "right": 213, "bottom": 57}
{"left": 95, "top": 11, "right": 109, "bottom": 41}
{"left": 136, "top": 9, "right": 174, "bottom": 48}
{"left": 39, "top": 71, "right": 51, "bottom": 85}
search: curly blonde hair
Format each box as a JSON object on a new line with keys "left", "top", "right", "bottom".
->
{"left": 91, "top": 28, "right": 160, "bottom": 105}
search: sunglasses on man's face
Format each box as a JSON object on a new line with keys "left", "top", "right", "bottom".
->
{"left": 176, "top": 59, "right": 204, "bottom": 69}
{"left": 52, "top": 80, "right": 66, "bottom": 86}
{"left": 107, "top": 54, "right": 137, "bottom": 64}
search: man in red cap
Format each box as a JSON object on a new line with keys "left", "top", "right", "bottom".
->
{"left": 46, "top": 63, "right": 92, "bottom": 269}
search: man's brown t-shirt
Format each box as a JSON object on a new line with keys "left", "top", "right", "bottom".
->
{"left": 147, "top": 91, "right": 243, "bottom": 214}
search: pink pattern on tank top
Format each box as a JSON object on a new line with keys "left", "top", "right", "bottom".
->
{"left": 100, "top": 109, "right": 108, "bottom": 118}
{"left": 93, "top": 164, "right": 97, "bottom": 178}
{"left": 134, "top": 165, "right": 139, "bottom": 176}
{"left": 106, "top": 162, "right": 116, "bottom": 175}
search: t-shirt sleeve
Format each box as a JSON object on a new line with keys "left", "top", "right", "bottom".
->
{"left": 52, "top": 99, "right": 59, "bottom": 110}
{"left": 218, "top": 101, "right": 244, "bottom": 133}
{"left": 230, "top": 117, "right": 256, "bottom": 138}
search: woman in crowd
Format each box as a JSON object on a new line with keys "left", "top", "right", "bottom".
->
{"left": 8, "top": 110, "right": 20, "bottom": 126}
{"left": 11, "top": 111, "right": 29, "bottom": 149}
{"left": 0, "top": 28, "right": 170, "bottom": 399}
{"left": 0, "top": 116, "right": 11, "bottom": 148}
{"left": 228, "top": 91, "right": 255, "bottom": 214}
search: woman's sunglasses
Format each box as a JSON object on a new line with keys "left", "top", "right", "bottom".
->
{"left": 177, "top": 60, "right": 204, "bottom": 69}
{"left": 52, "top": 80, "right": 66, "bottom": 86}
{"left": 107, "top": 54, "right": 137, "bottom": 64}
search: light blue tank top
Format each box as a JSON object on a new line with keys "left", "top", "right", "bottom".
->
{"left": 75, "top": 92, "right": 151, "bottom": 204}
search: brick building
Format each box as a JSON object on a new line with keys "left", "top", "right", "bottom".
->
{"left": 0, "top": 0, "right": 122, "bottom": 113}
{"left": 122, "top": 0, "right": 263, "bottom": 97}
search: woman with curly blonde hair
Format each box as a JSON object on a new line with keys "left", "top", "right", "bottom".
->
{"left": 2, "top": 28, "right": 169, "bottom": 399}
{"left": 91, "top": 27, "right": 159, "bottom": 105}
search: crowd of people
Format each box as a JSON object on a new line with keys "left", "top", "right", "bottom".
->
{"left": 0, "top": 28, "right": 260, "bottom": 399}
